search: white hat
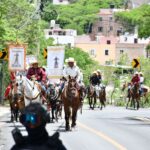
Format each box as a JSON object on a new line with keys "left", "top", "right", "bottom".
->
{"left": 93, "top": 71, "right": 97, "bottom": 74}
{"left": 67, "top": 57, "right": 75, "bottom": 62}
{"left": 134, "top": 71, "right": 138, "bottom": 75}
{"left": 30, "top": 59, "right": 38, "bottom": 65}
{"left": 139, "top": 72, "right": 143, "bottom": 75}
{"left": 97, "top": 69, "right": 101, "bottom": 73}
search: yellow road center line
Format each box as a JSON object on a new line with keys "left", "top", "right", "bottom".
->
{"left": 78, "top": 121, "right": 127, "bottom": 150}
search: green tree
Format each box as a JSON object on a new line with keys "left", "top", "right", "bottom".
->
{"left": 65, "top": 47, "right": 99, "bottom": 85}
{"left": 115, "top": 4, "right": 150, "bottom": 38}
{"left": 42, "top": 0, "right": 124, "bottom": 34}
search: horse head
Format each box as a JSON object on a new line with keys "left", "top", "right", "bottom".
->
{"left": 68, "top": 75, "right": 77, "bottom": 88}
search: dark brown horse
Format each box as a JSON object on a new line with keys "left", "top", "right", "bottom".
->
{"left": 122, "top": 82, "right": 140, "bottom": 110}
{"left": 87, "top": 85, "right": 106, "bottom": 110}
{"left": 86, "top": 85, "right": 97, "bottom": 109}
{"left": 46, "top": 84, "right": 62, "bottom": 122}
{"left": 98, "top": 86, "right": 106, "bottom": 110}
{"left": 61, "top": 76, "right": 81, "bottom": 131}
{"left": 8, "top": 81, "right": 25, "bottom": 122}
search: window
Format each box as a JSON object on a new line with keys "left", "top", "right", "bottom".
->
{"left": 107, "top": 40, "right": 111, "bottom": 44}
{"left": 89, "top": 49, "right": 96, "bottom": 56}
{"left": 59, "top": 0, "right": 63, "bottom": 2}
{"left": 134, "top": 38, "right": 138, "bottom": 43}
{"left": 124, "top": 37, "right": 127, "bottom": 41}
{"left": 105, "top": 60, "right": 112, "bottom": 65}
{"left": 98, "top": 27, "right": 103, "bottom": 32}
{"left": 99, "top": 17, "right": 103, "bottom": 21}
{"left": 120, "top": 50, "right": 124, "bottom": 54}
{"left": 105, "top": 49, "right": 109, "bottom": 55}
{"left": 110, "top": 26, "right": 113, "bottom": 31}
{"left": 49, "top": 32, "right": 52, "bottom": 35}
{"left": 109, "top": 17, "right": 113, "bottom": 21}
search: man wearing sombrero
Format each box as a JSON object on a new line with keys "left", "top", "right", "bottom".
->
{"left": 62, "top": 57, "right": 84, "bottom": 101}
{"left": 26, "top": 60, "right": 47, "bottom": 102}
{"left": 26, "top": 60, "right": 46, "bottom": 82}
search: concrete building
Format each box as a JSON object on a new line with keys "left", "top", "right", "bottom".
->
{"left": 75, "top": 35, "right": 118, "bottom": 65}
{"left": 115, "top": 43, "right": 146, "bottom": 65}
{"left": 75, "top": 35, "right": 146, "bottom": 66}
{"left": 44, "top": 23, "right": 77, "bottom": 47}
{"left": 90, "top": 9, "right": 125, "bottom": 40}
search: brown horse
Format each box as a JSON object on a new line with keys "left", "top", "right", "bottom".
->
{"left": 98, "top": 86, "right": 106, "bottom": 110}
{"left": 61, "top": 76, "right": 81, "bottom": 131}
{"left": 122, "top": 82, "right": 140, "bottom": 110}
{"left": 86, "top": 85, "right": 97, "bottom": 109}
{"left": 8, "top": 81, "right": 25, "bottom": 122}
{"left": 87, "top": 85, "right": 106, "bottom": 110}
{"left": 122, "top": 82, "right": 150, "bottom": 109}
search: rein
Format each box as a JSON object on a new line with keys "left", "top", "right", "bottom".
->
{"left": 24, "top": 92, "right": 41, "bottom": 101}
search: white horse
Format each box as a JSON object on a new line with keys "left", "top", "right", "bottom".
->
{"left": 15, "top": 76, "right": 42, "bottom": 106}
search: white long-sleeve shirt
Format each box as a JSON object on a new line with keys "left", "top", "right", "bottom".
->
{"left": 140, "top": 76, "right": 144, "bottom": 83}
{"left": 63, "top": 66, "right": 81, "bottom": 82}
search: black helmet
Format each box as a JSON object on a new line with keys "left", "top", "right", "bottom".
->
{"left": 20, "top": 102, "right": 50, "bottom": 128}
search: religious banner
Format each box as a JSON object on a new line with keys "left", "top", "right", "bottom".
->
{"left": 47, "top": 46, "right": 65, "bottom": 83}
{"left": 8, "top": 44, "right": 26, "bottom": 71}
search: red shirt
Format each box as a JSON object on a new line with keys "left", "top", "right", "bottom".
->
{"left": 131, "top": 75, "right": 140, "bottom": 84}
{"left": 26, "top": 67, "right": 46, "bottom": 82}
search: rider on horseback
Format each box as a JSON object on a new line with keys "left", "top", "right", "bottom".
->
{"left": 26, "top": 60, "right": 47, "bottom": 101}
{"left": 62, "top": 57, "right": 84, "bottom": 102}
{"left": 127, "top": 71, "right": 140, "bottom": 96}
{"left": 90, "top": 71, "right": 100, "bottom": 86}
{"left": 96, "top": 70, "right": 102, "bottom": 84}
{"left": 131, "top": 71, "right": 140, "bottom": 85}
{"left": 4, "top": 71, "right": 16, "bottom": 100}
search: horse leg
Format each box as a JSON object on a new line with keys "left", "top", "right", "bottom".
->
{"left": 136, "top": 97, "right": 140, "bottom": 110}
{"left": 51, "top": 107, "right": 55, "bottom": 122}
{"left": 15, "top": 109, "right": 19, "bottom": 122}
{"left": 64, "top": 107, "right": 71, "bottom": 131}
{"left": 71, "top": 109, "right": 77, "bottom": 128}
{"left": 133, "top": 98, "right": 136, "bottom": 110}
{"left": 89, "top": 97, "right": 92, "bottom": 109}
{"left": 93, "top": 94, "right": 97, "bottom": 110}
{"left": 126, "top": 97, "right": 130, "bottom": 109}
{"left": 10, "top": 108, "right": 14, "bottom": 122}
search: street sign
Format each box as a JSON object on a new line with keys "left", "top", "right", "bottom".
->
{"left": 43, "top": 48, "right": 47, "bottom": 59}
{"left": 131, "top": 58, "right": 140, "bottom": 68}
{"left": 0, "top": 49, "right": 8, "bottom": 60}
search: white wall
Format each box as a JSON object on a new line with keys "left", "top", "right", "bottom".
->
{"left": 119, "top": 34, "right": 149, "bottom": 44}
{"left": 46, "top": 35, "right": 75, "bottom": 47}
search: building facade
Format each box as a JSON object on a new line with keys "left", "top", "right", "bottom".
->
{"left": 90, "top": 9, "right": 124, "bottom": 40}
{"left": 44, "top": 23, "right": 77, "bottom": 47}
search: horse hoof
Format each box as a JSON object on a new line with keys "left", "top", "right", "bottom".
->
{"left": 71, "top": 123, "right": 76, "bottom": 128}
{"left": 66, "top": 128, "right": 70, "bottom": 131}
{"left": 66, "top": 126, "right": 70, "bottom": 131}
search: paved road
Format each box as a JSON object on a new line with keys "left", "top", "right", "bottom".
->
{"left": 0, "top": 105, "right": 150, "bottom": 150}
